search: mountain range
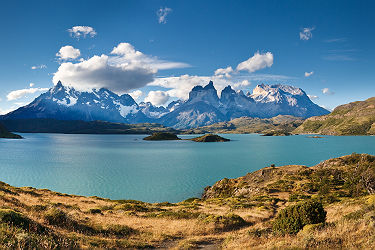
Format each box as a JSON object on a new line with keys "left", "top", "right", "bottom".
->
{"left": 1, "top": 80, "right": 329, "bottom": 128}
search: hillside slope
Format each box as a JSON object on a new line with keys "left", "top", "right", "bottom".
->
{"left": 1, "top": 119, "right": 180, "bottom": 134}
{"left": 294, "top": 97, "right": 375, "bottom": 135}
{"left": 1, "top": 154, "right": 375, "bottom": 248}
{"left": 185, "top": 115, "right": 303, "bottom": 134}
{"left": 0, "top": 123, "right": 22, "bottom": 139}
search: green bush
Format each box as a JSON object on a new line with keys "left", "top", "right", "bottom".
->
{"left": 198, "top": 213, "right": 246, "bottom": 231}
{"left": 89, "top": 208, "right": 102, "bottom": 214}
{"left": 272, "top": 200, "right": 326, "bottom": 235}
{"left": 44, "top": 208, "right": 69, "bottom": 225}
{"left": 0, "top": 209, "right": 31, "bottom": 230}
{"left": 104, "top": 224, "right": 134, "bottom": 237}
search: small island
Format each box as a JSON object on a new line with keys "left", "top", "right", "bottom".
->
{"left": 0, "top": 123, "right": 22, "bottom": 139}
{"left": 143, "top": 132, "right": 230, "bottom": 142}
{"left": 261, "top": 130, "right": 291, "bottom": 136}
{"left": 143, "top": 132, "right": 181, "bottom": 140}
{"left": 190, "top": 134, "right": 230, "bottom": 142}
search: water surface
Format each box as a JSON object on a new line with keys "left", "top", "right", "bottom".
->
{"left": 1, "top": 134, "right": 375, "bottom": 202}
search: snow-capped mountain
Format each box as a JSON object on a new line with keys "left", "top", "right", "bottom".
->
{"left": 1, "top": 80, "right": 329, "bottom": 128}
{"left": 159, "top": 81, "right": 329, "bottom": 128}
{"left": 1, "top": 81, "right": 149, "bottom": 123}
{"left": 138, "top": 102, "right": 168, "bottom": 119}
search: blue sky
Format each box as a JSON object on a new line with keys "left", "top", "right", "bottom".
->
{"left": 0, "top": 0, "right": 374, "bottom": 113}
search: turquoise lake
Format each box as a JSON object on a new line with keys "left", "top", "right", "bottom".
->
{"left": 1, "top": 133, "right": 375, "bottom": 202}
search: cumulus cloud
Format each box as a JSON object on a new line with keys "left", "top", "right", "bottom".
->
{"left": 110, "top": 43, "right": 189, "bottom": 70}
{"left": 149, "top": 75, "right": 254, "bottom": 101}
{"left": 53, "top": 54, "right": 155, "bottom": 93}
{"left": 144, "top": 90, "right": 170, "bottom": 106}
{"left": 128, "top": 90, "right": 143, "bottom": 101}
{"left": 305, "top": 71, "right": 314, "bottom": 77}
{"left": 308, "top": 94, "right": 318, "bottom": 100}
{"left": 7, "top": 87, "right": 49, "bottom": 101}
{"left": 214, "top": 66, "right": 233, "bottom": 78}
{"left": 300, "top": 27, "right": 314, "bottom": 41}
{"left": 56, "top": 46, "right": 81, "bottom": 60}
{"left": 53, "top": 42, "right": 190, "bottom": 93}
{"left": 157, "top": 7, "right": 172, "bottom": 24}
{"left": 233, "top": 80, "right": 251, "bottom": 89}
{"left": 236, "top": 52, "right": 273, "bottom": 73}
{"left": 31, "top": 64, "right": 47, "bottom": 70}
{"left": 322, "top": 88, "right": 334, "bottom": 95}
{"left": 68, "top": 26, "right": 97, "bottom": 39}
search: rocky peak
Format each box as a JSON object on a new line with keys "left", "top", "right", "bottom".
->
{"left": 187, "top": 81, "right": 220, "bottom": 107}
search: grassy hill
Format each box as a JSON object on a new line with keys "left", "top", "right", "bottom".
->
{"left": 0, "top": 123, "right": 22, "bottom": 139}
{"left": 185, "top": 115, "right": 303, "bottom": 135}
{"left": 294, "top": 97, "right": 375, "bottom": 135}
{"left": 1, "top": 153, "right": 375, "bottom": 248}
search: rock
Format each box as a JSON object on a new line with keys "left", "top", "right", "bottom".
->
{"left": 143, "top": 132, "right": 180, "bottom": 141}
{"left": 190, "top": 134, "right": 230, "bottom": 142}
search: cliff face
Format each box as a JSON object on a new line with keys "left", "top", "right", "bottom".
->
{"left": 294, "top": 97, "right": 375, "bottom": 135}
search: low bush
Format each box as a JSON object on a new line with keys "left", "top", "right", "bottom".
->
{"left": 89, "top": 208, "right": 102, "bottom": 214}
{"left": 104, "top": 224, "right": 135, "bottom": 237}
{"left": 198, "top": 213, "right": 246, "bottom": 231}
{"left": 0, "top": 209, "right": 31, "bottom": 230}
{"left": 272, "top": 200, "right": 326, "bottom": 235}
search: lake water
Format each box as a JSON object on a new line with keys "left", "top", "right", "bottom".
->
{"left": 1, "top": 133, "right": 375, "bottom": 202}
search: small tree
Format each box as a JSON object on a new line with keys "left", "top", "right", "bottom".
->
{"left": 272, "top": 200, "right": 326, "bottom": 235}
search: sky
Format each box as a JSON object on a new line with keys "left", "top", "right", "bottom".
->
{"left": 0, "top": 0, "right": 374, "bottom": 113}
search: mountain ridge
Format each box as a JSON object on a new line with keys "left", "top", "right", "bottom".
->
{"left": 294, "top": 96, "right": 375, "bottom": 135}
{"left": 1, "top": 80, "right": 329, "bottom": 128}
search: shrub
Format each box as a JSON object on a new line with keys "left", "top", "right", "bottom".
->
{"left": 198, "top": 213, "right": 246, "bottom": 231}
{"left": 114, "top": 203, "right": 152, "bottom": 212}
{"left": 272, "top": 200, "right": 326, "bottom": 235}
{"left": 44, "top": 208, "right": 69, "bottom": 225}
{"left": 104, "top": 224, "right": 134, "bottom": 237}
{"left": 0, "top": 209, "right": 31, "bottom": 230}
{"left": 144, "top": 209, "right": 201, "bottom": 219}
{"left": 89, "top": 208, "right": 102, "bottom": 214}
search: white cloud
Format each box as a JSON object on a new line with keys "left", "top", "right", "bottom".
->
{"left": 7, "top": 87, "right": 49, "bottom": 101}
{"left": 305, "top": 71, "right": 314, "bottom": 77}
{"left": 129, "top": 90, "right": 143, "bottom": 101}
{"left": 308, "top": 94, "right": 318, "bottom": 100}
{"left": 144, "top": 90, "right": 170, "bottom": 106}
{"left": 300, "top": 27, "right": 314, "bottom": 41}
{"left": 233, "top": 80, "right": 251, "bottom": 89}
{"left": 31, "top": 64, "right": 47, "bottom": 70}
{"left": 56, "top": 46, "right": 81, "bottom": 60}
{"left": 53, "top": 42, "right": 190, "bottom": 94}
{"left": 29, "top": 83, "right": 34, "bottom": 87}
{"left": 322, "top": 88, "right": 334, "bottom": 95}
{"left": 53, "top": 54, "right": 155, "bottom": 94}
{"left": 157, "top": 7, "right": 172, "bottom": 24}
{"left": 0, "top": 107, "right": 14, "bottom": 115}
{"left": 110, "top": 43, "right": 189, "bottom": 70}
{"left": 236, "top": 52, "right": 273, "bottom": 73}
{"left": 150, "top": 75, "right": 254, "bottom": 101}
{"left": 68, "top": 26, "right": 97, "bottom": 39}
{"left": 322, "top": 54, "right": 354, "bottom": 61}
{"left": 214, "top": 66, "right": 233, "bottom": 78}
{"left": 324, "top": 38, "right": 346, "bottom": 43}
